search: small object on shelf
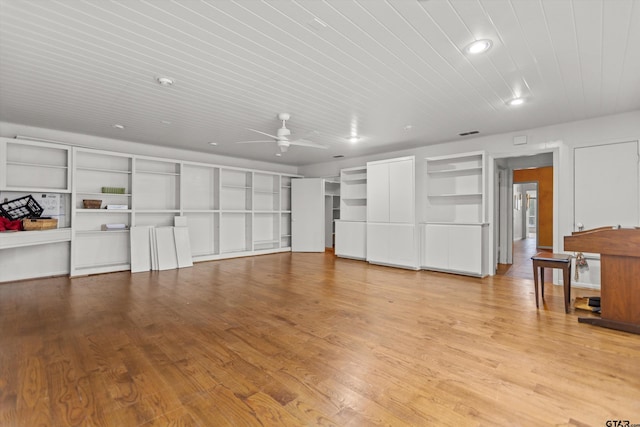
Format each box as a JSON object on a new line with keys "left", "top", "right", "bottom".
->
{"left": 106, "top": 204, "right": 128, "bottom": 210}
{"left": 0, "top": 195, "right": 44, "bottom": 220}
{"left": 101, "top": 187, "right": 126, "bottom": 194}
{"left": 0, "top": 216, "right": 22, "bottom": 231}
{"left": 83, "top": 199, "right": 102, "bottom": 209}
{"left": 22, "top": 217, "right": 58, "bottom": 230}
{"left": 101, "top": 223, "right": 128, "bottom": 231}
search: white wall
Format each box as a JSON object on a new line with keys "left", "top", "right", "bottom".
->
{"left": 301, "top": 109, "right": 640, "bottom": 284}
{"left": 513, "top": 184, "right": 524, "bottom": 240}
{"left": 0, "top": 122, "right": 298, "bottom": 175}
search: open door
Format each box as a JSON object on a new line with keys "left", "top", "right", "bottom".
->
{"left": 291, "top": 178, "right": 325, "bottom": 252}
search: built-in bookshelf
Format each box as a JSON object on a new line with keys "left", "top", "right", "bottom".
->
{"left": 0, "top": 138, "right": 72, "bottom": 282}
{"left": 335, "top": 165, "right": 367, "bottom": 260}
{"left": 422, "top": 152, "right": 488, "bottom": 277}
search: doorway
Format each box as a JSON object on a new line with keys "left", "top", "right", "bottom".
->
{"left": 494, "top": 153, "right": 554, "bottom": 279}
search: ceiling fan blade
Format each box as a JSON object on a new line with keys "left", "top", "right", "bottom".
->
{"left": 247, "top": 128, "right": 279, "bottom": 139}
{"left": 234, "top": 140, "right": 273, "bottom": 144}
{"left": 289, "top": 139, "right": 328, "bottom": 149}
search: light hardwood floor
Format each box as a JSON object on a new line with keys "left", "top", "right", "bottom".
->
{"left": 1, "top": 252, "right": 638, "bottom": 426}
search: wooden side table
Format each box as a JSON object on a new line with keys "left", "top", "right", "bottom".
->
{"left": 531, "top": 252, "right": 572, "bottom": 313}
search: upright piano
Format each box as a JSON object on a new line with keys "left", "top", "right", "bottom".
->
{"left": 564, "top": 226, "right": 640, "bottom": 334}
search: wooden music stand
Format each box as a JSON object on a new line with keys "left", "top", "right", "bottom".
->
{"left": 564, "top": 226, "right": 640, "bottom": 334}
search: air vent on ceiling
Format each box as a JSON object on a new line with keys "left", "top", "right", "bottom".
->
{"left": 459, "top": 130, "right": 480, "bottom": 136}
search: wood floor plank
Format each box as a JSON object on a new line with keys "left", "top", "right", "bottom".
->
{"left": 1, "top": 252, "right": 639, "bottom": 426}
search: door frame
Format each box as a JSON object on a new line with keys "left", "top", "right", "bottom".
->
{"left": 488, "top": 147, "right": 560, "bottom": 275}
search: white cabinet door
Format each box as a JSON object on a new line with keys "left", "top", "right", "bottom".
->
{"left": 448, "top": 225, "right": 482, "bottom": 275}
{"left": 574, "top": 141, "right": 639, "bottom": 229}
{"left": 387, "top": 224, "right": 416, "bottom": 267}
{"left": 423, "top": 224, "right": 449, "bottom": 270}
{"left": 367, "top": 162, "right": 390, "bottom": 222}
{"left": 389, "top": 159, "right": 414, "bottom": 224}
{"left": 335, "top": 221, "right": 366, "bottom": 259}
{"left": 366, "top": 223, "right": 388, "bottom": 263}
{"left": 292, "top": 178, "right": 325, "bottom": 252}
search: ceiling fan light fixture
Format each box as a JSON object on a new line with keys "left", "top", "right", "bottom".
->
{"left": 465, "top": 39, "right": 492, "bottom": 55}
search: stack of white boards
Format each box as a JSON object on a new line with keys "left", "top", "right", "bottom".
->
{"left": 130, "top": 216, "right": 193, "bottom": 272}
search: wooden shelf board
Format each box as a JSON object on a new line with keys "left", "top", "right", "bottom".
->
{"left": 7, "top": 161, "right": 67, "bottom": 170}
{"left": 76, "top": 166, "right": 131, "bottom": 174}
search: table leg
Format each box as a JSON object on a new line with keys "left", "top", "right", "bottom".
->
{"left": 533, "top": 264, "right": 539, "bottom": 308}
{"left": 540, "top": 267, "right": 545, "bottom": 302}
{"left": 563, "top": 263, "right": 571, "bottom": 313}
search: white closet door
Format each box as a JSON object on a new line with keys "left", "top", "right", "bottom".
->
{"left": 292, "top": 178, "right": 325, "bottom": 252}
{"left": 575, "top": 141, "right": 639, "bottom": 229}
{"left": 367, "top": 162, "right": 390, "bottom": 222}
{"left": 389, "top": 158, "right": 414, "bottom": 223}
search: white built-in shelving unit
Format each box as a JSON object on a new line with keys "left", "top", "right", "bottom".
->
{"left": 335, "top": 166, "right": 367, "bottom": 259}
{"left": 324, "top": 178, "right": 340, "bottom": 248}
{"left": 0, "top": 138, "right": 72, "bottom": 282}
{"left": 71, "top": 149, "right": 133, "bottom": 276}
{"left": 366, "top": 156, "right": 418, "bottom": 269}
{"left": 0, "top": 138, "right": 299, "bottom": 280}
{"left": 422, "top": 151, "right": 488, "bottom": 277}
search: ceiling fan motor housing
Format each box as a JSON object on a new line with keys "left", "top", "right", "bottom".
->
{"left": 277, "top": 127, "right": 291, "bottom": 138}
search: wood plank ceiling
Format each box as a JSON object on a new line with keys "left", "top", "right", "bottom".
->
{"left": 1, "top": 0, "right": 639, "bottom": 165}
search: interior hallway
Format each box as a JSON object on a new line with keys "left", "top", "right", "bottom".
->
{"left": 496, "top": 237, "right": 552, "bottom": 280}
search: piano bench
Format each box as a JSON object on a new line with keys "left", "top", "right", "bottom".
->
{"left": 531, "top": 252, "right": 572, "bottom": 313}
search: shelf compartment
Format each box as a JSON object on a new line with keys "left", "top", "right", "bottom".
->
{"left": 74, "top": 212, "right": 130, "bottom": 232}
{"left": 254, "top": 172, "right": 280, "bottom": 210}
{"left": 7, "top": 142, "right": 68, "bottom": 169}
{"left": 427, "top": 166, "right": 483, "bottom": 175}
{"left": 182, "top": 164, "right": 219, "bottom": 210}
{"left": 253, "top": 213, "right": 279, "bottom": 250}
{"left": 6, "top": 163, "right": 69, "bottom": 191}
{"left": 220, "top": 212, "right": 251, "bottom": 254}
{"left": 76, "top": 150, "right": 131, "bottom": 173}
{"left": 73, "top": 231, "right": 130, "bottom": 271}
{"left": 185, "top": 212, "right": 219, "bottom": 257}
{"left": 134, "top": 212, "right": 177, "bottom": 227}
{"left": 75, "top": 167, "right": 131, "bottom": 174}
{"left": 135, "top": 172, "right": 179, "bottom": 210}
{"left": 220, "top": 186, "right": 252, "bottom": 211}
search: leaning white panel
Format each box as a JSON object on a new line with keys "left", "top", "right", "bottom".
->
{"left": 155, "top": 226, "right": 178, "bottom": 271}
{"left": 130, "top": 226, "right": 153, "bottom": 273}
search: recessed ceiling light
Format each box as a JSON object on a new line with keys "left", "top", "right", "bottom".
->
{"left": 349, "top": 136, "right": 360, "bottom": 143}
{"left": 275, "top": 153, "right": 282, "bottom": 157}
{"left": 404, "top": 124, "right": 413, "bottom": 131}
{"left": 464, "top": 39, "right": 492, "bottom": 55}
{"left": 156, "top": 76, "right": 174, "bottom": 86}
{"left": 112, "top": 124, "right": 125, "bottom": 130}
{"left": 209, "top": 142, "right": 217, "bottom": 146}
{"left": 507, "top": 97, "right": 526, "bottom": 106}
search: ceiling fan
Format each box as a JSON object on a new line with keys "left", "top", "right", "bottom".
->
{"left": 235, "top": 113, "right": 327, "bottom": 153}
